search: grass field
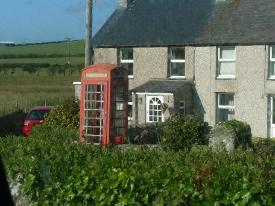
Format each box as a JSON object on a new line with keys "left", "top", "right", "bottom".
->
{"left": 0, "top": 40, "right": 85, "bottom": 55}
{"left": 0, "top": 56, "right": 84, "bottom": 65}
{"left": 0, "top": 40, "right": 84, "bottom": 115}
{"left": 0, "top": 71, "right": 80, "bottom": 114}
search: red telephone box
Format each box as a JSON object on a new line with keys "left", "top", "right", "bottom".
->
{"left": 79, "top": 64, "right": 128, "bottom": 145}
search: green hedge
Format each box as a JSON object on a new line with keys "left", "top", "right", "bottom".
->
{"left": 217, "top": 119, "right": 252, "bottom": 149}
{"left": 45, "top": 98, "right": 80, "bottom": 129}
{"left": 0, "top": 127, "right": 274, "bottom": 205}
{"left": 159, "top": 114, "right": 211, "bottom": 149}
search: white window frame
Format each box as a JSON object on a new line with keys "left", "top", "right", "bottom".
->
{"left": 217, "top": 47, "right": 236, "bottom": 79}
{"left": 217, "top": 93, "right": 235, "bottom": 110}
{"left": 119, "top": 48, "right": 134, "bottom": 79}
{"left": 269, "top": 46, "right": 275, "bottom": 79}
{"left": 169, "top": 47, "right": 185, "bottom": 79}
{"left": 146, "top": 96, "right": 164, "bottom": 123}
{"left": 217, "top": 93, "right": 235, "bottom": 123}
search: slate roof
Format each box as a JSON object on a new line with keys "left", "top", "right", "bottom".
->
{"left": 93, "top": 0, "right": 275, "bottom": 47}
{"left": 130, "top": 79, "right": 193, "bottom": 93}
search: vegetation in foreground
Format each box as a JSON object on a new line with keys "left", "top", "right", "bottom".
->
{"left": 0, "top": 125, "right": 274, "bottom": 205}
{"left": 0, "top": 101, "right": 274, "bottom": 205}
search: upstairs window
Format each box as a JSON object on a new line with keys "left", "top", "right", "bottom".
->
{"left": 269, "top": 46, "right": 275, "bottom": 78}
{"left": 169, "top": 47, "right": 185, "bottom": 78}
{"left": 217, "top": 93, "right": 235, "bottom": 122}
{"left": 217, "top": 47, "right": 236, "bottom": 79}
{"left": 119, "top": 48, "right": 133, "bottom": 77}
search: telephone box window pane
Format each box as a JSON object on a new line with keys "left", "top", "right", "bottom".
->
{"left": 115, "top": 120, "right": 124, "bottom": 127}
{"left": 85, "top": 119, "right": 101, "bottom": 127}
{"left": 115, "top": 111, "right": 124, "bottom": 118}
{"left": 84, "top": 84, "right": 105, "bottom": 142}
{"left": 116, "top": 103, "right": 124, "bottom": 110}
{"left": 115, "top": 128, "right": 124, "bottom": 136}
{"left": 115, "top": 87, "right": 124, "bottom": 101}
{"left": 86, "top": 127, "right": 101, "bottom": 135}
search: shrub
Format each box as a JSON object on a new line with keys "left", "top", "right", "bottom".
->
{"left": 159, "top": 114, "right": 211, "bottom": 149}
{"left": 217, "top": 119, "right": 252, "bottom": 149}
{"left": 252, "top": 137, "right": 275, "bottom": 153}
{"left": 45, "top": 98, "right": 79, "bottom": 129}
{"left": 29, "top": 124, "right": 79, "bottom": 143}
{"left": 1, "top": 134, "right": 275, "bottom": 205}
{"left": 128, "top": 124, "right": 161, "bottom": 144}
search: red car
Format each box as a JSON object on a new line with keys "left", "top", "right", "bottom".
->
{"left": 22, "top": 106, "right": 53, "bottom": 137}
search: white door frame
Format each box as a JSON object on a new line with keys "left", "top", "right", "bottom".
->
{"left": 270, "top": 96, "right": 275, "bottom": 138}
{"left": 146, "top": 95, "right": 164, "bottom": 123}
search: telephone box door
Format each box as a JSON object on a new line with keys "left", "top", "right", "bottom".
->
{"left": 82, "top": 82, "right": 108, "bottom": 144}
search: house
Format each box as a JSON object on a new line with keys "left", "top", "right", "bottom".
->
{"left": 84, "top": 0, "right": 275, "bottom": 137}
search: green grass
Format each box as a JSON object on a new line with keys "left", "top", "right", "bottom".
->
{"left": 0, "top": 70, "right": 80, "bottom": 115}
{"left": 0, "top": 57, "right": 84, "bottom": 65}
{"left": 0, "top": 40, "right": 84, "bottom": 115}
{"left": 0, "top": 40, "right": 85, "bottom": 55}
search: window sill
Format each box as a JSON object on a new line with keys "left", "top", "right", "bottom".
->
{"left": 128, "top": 75, "right": 134, "bottom": 79}
{"left": 169, "top": 76, "right": 186, "bottom": 79}
{"left": 268, "top": 76, "right": 275, "bottom": 80}
{"left": 216, "top": 75, "right": 236, "bottom": 80}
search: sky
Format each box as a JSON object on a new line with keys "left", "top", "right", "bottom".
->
{"left": 0, "top": 0, "right": 116, "bottom": 43}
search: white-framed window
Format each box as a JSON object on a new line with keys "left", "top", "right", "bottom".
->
{"left": 179, "top": 100, "right": 185, "bottom": 115}
{"left": 217, "top": 46, "right": 236, "bottom": 79}
{"left": 119, "top": 48, "right": 133, "bottom": 78}
{"left": 269, "top": 45, "right": 275, "bottom": 79}
{"left": 169, "top": 47, "right": 185, "bottom": 78}
{"left": 146, "top": 96, "right": 164, "bottom": 123}
{"left": 217, "top": 93, "right": 235, "bottom": 122}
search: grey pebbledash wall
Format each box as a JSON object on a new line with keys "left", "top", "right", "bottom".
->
{"left": 193, "top": 45, "right": 275, "bottom": 137}
{"left": 93, "top": 45, "right": 275, "bottom": 137}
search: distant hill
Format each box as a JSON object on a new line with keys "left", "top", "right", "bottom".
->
{"left": 0, "top": 40, "right": 85, "bottom": 65}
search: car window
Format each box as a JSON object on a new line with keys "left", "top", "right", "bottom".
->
{"left": 26, "top": 110, "right": 50, "bottom": 120}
